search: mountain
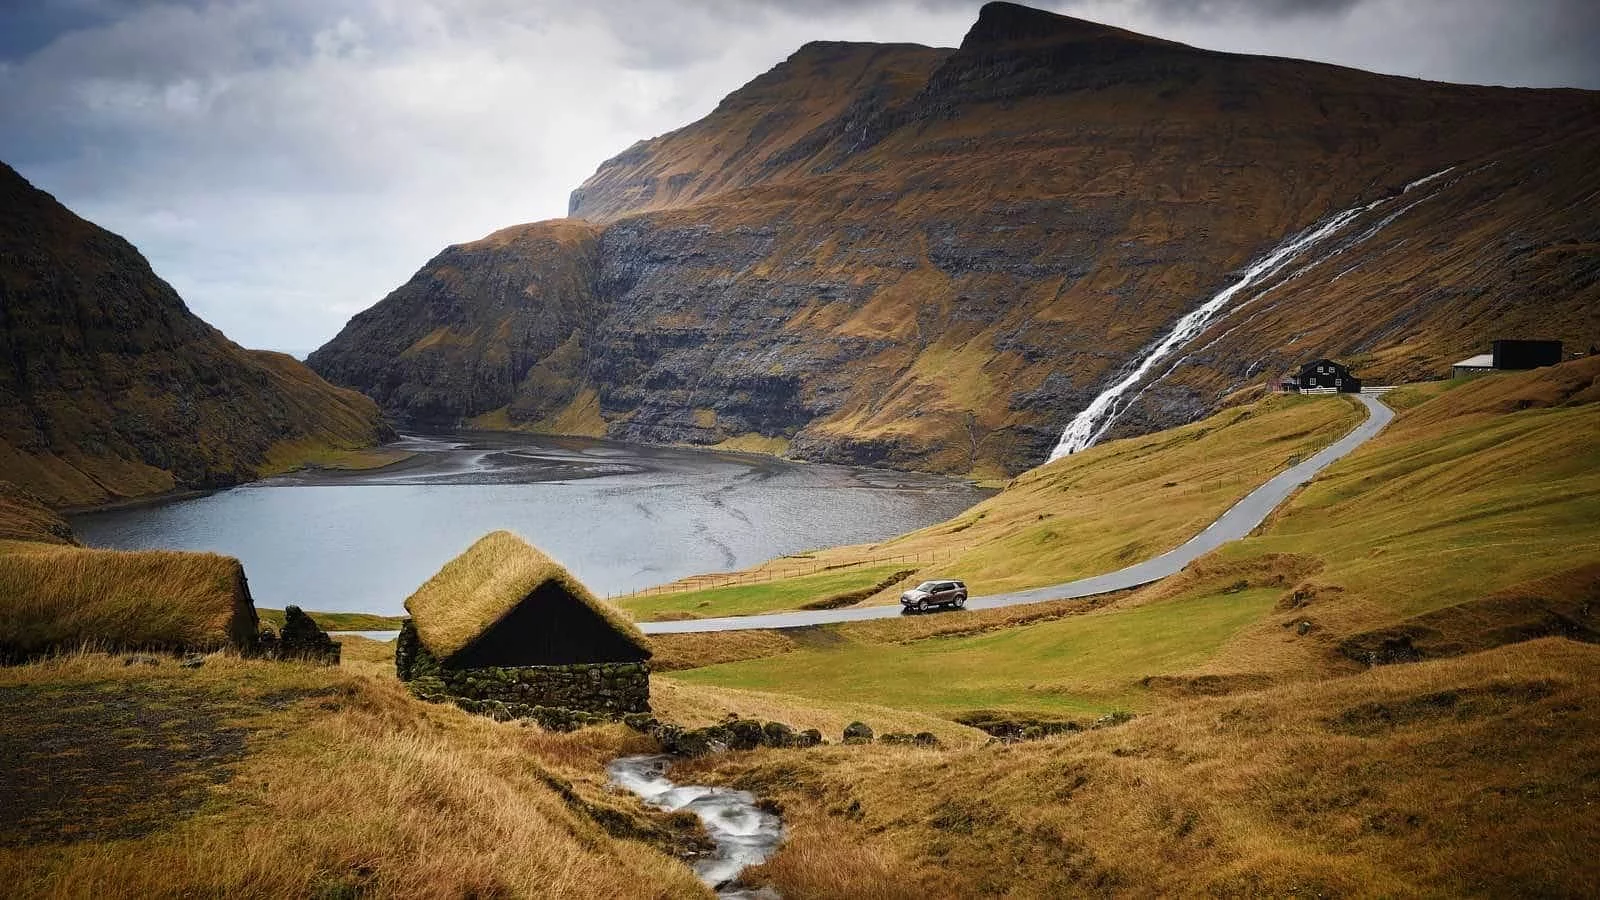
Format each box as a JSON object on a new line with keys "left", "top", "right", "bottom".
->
{"left": 0, "top": 163, "right": 391, "bottom": 507}
{"left": 309, "top": 1, "right": 1600, "bottom": 476}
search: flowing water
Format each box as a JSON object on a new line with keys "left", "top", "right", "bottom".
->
{"left": 607, "top": 754, "right": 783, "bottom": 897}
{"left": 1048, "top": 167, "right": 1457, "bottom": 460}
{"left": 70, "top": 432, "right": 985, "bottom": 616}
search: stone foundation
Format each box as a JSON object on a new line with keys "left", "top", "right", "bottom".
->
{"left": 396, "top": 619, "right": 649, "bottom": 717}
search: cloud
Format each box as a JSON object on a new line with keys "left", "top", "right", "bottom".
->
{"left": 1131, "top": 0, "right": 1364, "bottom": 19}
{"left": 0, "top": 0, "right": 1595, "bottom": 353}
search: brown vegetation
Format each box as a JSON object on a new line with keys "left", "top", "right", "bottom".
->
{"left": 0, "top": 541, "right": 258, "bottom": 661}
{"left": 679, "top": 639, "right": 1600, "bottom": 897}
{"left": 0, "top": 652, "right": 709, "bottom": 898}
{"left": 0, "top": 481, "right": 75, "bottom": 545}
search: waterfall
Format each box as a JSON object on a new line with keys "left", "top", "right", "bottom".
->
{"left": 1047, "top": 170, "right": 1453, "bottom": 461}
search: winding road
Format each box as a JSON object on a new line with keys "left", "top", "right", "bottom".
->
{"left": 639, "top": 394, "right": 1393, "bottom": 635}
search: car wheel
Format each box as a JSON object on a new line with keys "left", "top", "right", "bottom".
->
{"left": 955, "top": 595, "right": 966, "bottom": 608}
{"left": 917, "top": 599, "right": 929, "bottom": 613}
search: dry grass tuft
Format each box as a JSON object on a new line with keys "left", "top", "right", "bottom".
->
{"left": 404, "top": 530, "right": 648, "bottom": 659}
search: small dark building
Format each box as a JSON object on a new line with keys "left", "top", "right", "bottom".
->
{"left": 1492, "top": 339, "right": 1563, "bottom": 371}
{"left": 1289, "top": 358, "right": 1362, "bottom": 393}
{"left": 396, "top": 530, "right": 651, "bottom": 717}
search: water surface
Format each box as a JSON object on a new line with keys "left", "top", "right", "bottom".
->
{"left": 72, "top": 432, "right": 984, "bottom": 616}
{"left": 608, "top": 754, "right": 782, "bottom": 897}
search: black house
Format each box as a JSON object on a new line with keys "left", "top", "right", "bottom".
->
{"left": 1292, "top": 359, "right": 1362, "bottom": 393}
{"left": 1492, "top": 340, "right": 1562, "bottom": 371}
{"left": 402, "top": 530, "right": 651, "bottom": 669}
{"left": 395, "top": 531, "right": 653, "bottom": 718}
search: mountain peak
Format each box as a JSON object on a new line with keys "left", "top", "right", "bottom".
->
{"left": 964, "top": 2, "right": 1175, "bottom": 51}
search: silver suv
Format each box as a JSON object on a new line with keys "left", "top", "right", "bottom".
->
{"left": 900, "top": 579, "right": 967, "bottom": 613}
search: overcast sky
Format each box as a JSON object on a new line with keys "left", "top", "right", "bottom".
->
{"left": 3, "top": 0, "right": 1596, "bottom": 354}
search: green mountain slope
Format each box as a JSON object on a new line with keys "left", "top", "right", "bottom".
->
{"left": 0, "top": 163, "right": 391, "bottom": 507}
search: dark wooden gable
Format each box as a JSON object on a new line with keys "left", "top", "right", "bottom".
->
{"left": 1296, "top": 358, "right": 1361, "bottom": 392}
{"left": 444, "top": 582, "right": 651, "bottom": 669}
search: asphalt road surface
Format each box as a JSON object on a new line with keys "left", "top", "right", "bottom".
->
{"left": 639, "top": 394, "right": 1393, "bottom": 635}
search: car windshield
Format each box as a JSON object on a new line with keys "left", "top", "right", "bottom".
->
{"left": 914, "top": 581, "right": 939, "bottom": 592}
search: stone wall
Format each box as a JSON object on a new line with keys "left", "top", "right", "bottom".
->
{"left": 396, "top": 619, "right": 649, "bottom": 717}
{"left": 433, "top": 662, "right": 650, "bottom": 715}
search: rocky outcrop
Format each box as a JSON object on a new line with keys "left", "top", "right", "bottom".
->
{"left": 256, "top": 605, "right": 341, "bottom": 665}
{"left": 307, "top": 221, "right": 604, "bottom": 429}
{"left": 0, "top": 164, "right": 390, "bottom": 507}
{"left": 310, "top": 2, "right": 1600, "bottom": 475}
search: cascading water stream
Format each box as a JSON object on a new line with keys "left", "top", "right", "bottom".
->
{"left": 1047, "top": 169, "right": 1453, "bottom": 460}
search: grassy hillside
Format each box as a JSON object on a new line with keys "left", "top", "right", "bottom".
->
{"left": 668, "top": 358, "right": 1600, "bottom": 714}
{"left": 674, "top": 392, "right": 1359, "bottom": 614}
{"left": 621, "top": 562, "right": 915, "bottom": 620}
{"left": 0, "top": 651, "right": 708, "bottom": 897}
{"left": 257, "top": 608, "right": 406, "bottom": 632}
{"left": 0, "top": 164, "right": 391, "bottom": 508}
{"left": 678, "top": 638, "right": 1600, "bottom": 897}
{"left": 674, "top": 587, "right": 1280, "bottom": 716}
{"left": 0, "top": 481, "right": 75, "bottom": 545}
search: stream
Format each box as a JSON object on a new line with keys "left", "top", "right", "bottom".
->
{"left": 607, "top": 755, "right": 783, "bottom": 898}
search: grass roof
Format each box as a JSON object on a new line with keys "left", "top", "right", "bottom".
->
{"left": 0, "top": 541, "right": 259, "bottom": 660}
{"left": 403, "top": 530, "right": 650, "bottom": 660}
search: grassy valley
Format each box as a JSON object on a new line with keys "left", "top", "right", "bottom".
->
{"left": 657, "top": 359, "right": 1600, "bottom": 717}
{"left": 679, "top": 638, "right": 1600, "bottom": 897}
{"left": 632, "top": 392, "right": 1360, "bottom": 618}
{"left": 2, "top": 3, "right": 1596, "bottom": 895}
{"left": 2, "top": 360, "right": 1596, "bottom": 896}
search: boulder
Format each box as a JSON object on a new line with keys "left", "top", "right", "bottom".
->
{"left": 261, "top": 605, "right": 341, "bottom": 665}
{"left": 843, "top": 721, "right": 874, "bottom": 744}
{"left": 761, "top": 721, "right": 795, "bottom": 748}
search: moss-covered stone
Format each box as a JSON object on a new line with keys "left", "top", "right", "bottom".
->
{"left": 398, "top": 624, "right": 649, "bottom": 721}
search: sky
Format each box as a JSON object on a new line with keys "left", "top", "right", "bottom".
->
{"left": 2, "top": 0, "right": 1596, "bottom": 355}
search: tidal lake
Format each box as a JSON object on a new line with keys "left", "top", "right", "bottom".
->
{"left": 71, "top": 432, "right": 987, "bottom": 616}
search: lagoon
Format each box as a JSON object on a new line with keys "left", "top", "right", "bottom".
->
{"left": 71, "top": 432, "right": 986, "bottom": 616}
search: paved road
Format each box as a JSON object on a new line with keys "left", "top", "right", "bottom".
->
{"left": 640, "top": 395, "right": 1393, "bottom": 635}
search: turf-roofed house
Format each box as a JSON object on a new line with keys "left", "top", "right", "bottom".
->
{"left": 395, "top": 531, "right": 652, "bottom": 722}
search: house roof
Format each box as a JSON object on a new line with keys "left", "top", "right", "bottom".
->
{"left": 403, "top": 530, "right": 649, "bottom": 660}
{"left": 1298, "top": 358, "right": 1346, "bottom": 371}
{"left": 1454, "top": 354, "right": 1495, "bottom": 368}
{"left": 0, "top": 541, "right": 257, "bottom": 657}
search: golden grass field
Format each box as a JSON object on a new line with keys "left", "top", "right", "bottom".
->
{"left": 2, "top": 359, "right": 1595, "bottom": 897}
{"left": 0, "top": 648, "right": 711, "bottom": 898}
{"left": 676, "top": 638, "right": 1600, "bottom": 897}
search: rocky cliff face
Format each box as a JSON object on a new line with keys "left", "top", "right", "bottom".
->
{"left": 0, "top": 163, "right": 391, "bottom": 507}
{"left": 310, "top": 1, "right": 1600, "bottom": 476}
